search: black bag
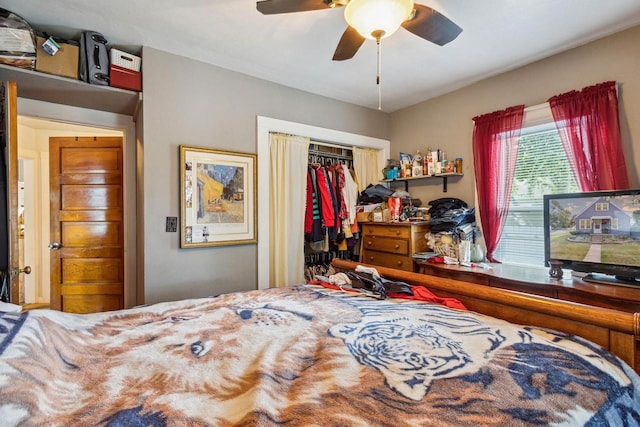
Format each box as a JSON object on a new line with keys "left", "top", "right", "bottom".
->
{"left": 79, "top": 31, "right": 109, "bottom": 85}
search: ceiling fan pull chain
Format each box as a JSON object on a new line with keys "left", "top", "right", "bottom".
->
{"left": 377, "top": 36, "right": 382, "bottom": 110}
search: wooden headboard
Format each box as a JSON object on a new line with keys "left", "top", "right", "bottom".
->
{"left": 331, "top": 259, "right": 640, "bottom": 372}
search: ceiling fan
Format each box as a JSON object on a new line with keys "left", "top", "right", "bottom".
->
{"left": 255, "top": 0, "right": 463, "bottom": 61}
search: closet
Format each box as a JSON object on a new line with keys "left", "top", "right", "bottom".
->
{"left": 304, "top": 142, "right": 360, "bottom": 280}
{"left": 258, "top": 117, "right": 390, "bottom": 290}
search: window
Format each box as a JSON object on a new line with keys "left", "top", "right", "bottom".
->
{"left": 579, "top": 219, "right": 591, "bottom": 230}
{"left": 493, "top": 106, "right": 579, "bottom": 267}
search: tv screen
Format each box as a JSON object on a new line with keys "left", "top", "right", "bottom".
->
{"left": 543, "top": 189, "right": 640, "bottom": 285}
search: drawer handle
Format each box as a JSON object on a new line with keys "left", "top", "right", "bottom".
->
{"left": 396, "top": 261, "right": 403, "bottom": 266}
{"left": 367, "top": 241, "right": 372, "bottom": 246}
{"left": 394, "top": 244, "right": 400, "bottom": 249}
{"left": 396, "top": 231, "right": 401, "bottom": 236}
{"left": 369, "top": 256, "right": 375, "bottom": 261}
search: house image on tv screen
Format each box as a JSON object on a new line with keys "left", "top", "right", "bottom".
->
{"left": 574, "top": 197, "right": 631, "bottom": 237}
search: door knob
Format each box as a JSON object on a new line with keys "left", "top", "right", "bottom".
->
{"left": 48, "top": 242, "right": 63, "bottom": 250}
{"left": 10, "top": 265, "right": 31, "bottom": 278}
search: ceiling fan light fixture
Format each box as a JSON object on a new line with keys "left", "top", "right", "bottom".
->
{"left": 344, "top": 0, "right": 413, "bottom": 40}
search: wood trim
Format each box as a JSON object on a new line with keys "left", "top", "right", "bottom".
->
{"left": 6, "top": 81, "right": 18, "bottom": 304}
{"left": 331, "top": 259, "right": 640, "bottom": 372}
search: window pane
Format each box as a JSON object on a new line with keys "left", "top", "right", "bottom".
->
{"left": 494, "top": 126, "right": 579, "bottom": 266}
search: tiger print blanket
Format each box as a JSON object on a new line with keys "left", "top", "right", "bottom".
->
{"left": 1, "top": 285, "right": 639, "bottom": 426}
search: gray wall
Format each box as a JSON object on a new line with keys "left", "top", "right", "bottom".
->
{"left": 390, "top": 24, "right": 640, "bottom": 207}
{"left": 141, "top": 47, "right": 388, "bottom": 303}
{"left": 141, "top": 24, "right": 640, "bottom": 303}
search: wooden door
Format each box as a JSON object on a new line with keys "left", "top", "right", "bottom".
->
{"left": 2, "top": 82, "right": 16, "bottom": 302}
{"left": 49, "top": 136, "right": 124, "bottom": 313}
{"left": 2, "top": 81, "right": 29, "bottom": 304}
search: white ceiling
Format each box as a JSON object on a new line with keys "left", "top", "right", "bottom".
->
{"left": 4, "top": 0, "right": 640, "bottom": 112}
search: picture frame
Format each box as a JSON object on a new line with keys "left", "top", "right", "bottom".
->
{"left": 180, "top": 145, "right": 257, "bottom": 248}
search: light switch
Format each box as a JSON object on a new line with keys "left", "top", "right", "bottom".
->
{"left": 166, "top": 216, "right": 178, "bottom": 232}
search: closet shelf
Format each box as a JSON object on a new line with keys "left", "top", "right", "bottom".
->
{"left": 381, "top": 173, "right": 463, "bottom": 193}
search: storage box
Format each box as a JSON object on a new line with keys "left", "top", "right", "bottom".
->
{"left": 109, "top": 64, "right": 141, "bottom": 91}
{"left": 35, "top": 36, "right": 79, "bottom": 79}
{"left": 109, "top": 48, "right": 141, "bottom": 71}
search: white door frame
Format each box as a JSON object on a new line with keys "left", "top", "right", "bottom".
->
{"left": 256, "top": 116, "right": 390, "bottom": 290}
{"left": 16, "top": 150, "right": 45, "bottom": 303}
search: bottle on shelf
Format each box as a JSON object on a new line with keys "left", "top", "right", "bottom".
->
{"left": 427, "top": 152, "right": 435, "bottom": 176}
{"left": 412, "top": 150, "right": 423, "bottom": 177}
{"left": 455, "top": 158, "right": 463, "bottom": 173}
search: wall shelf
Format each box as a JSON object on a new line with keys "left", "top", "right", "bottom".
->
{"left": 381, "top": 173, "right": 463, "bottom": 193}
{"left": 0, "top": 63, "right": 141, "bottom": 116}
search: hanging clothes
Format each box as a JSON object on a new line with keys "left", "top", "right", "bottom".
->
{"left": 339, "top": 164, "right": 359, "bottom": 226}
{"left": 304, "top": 144, "right": 361, "bottom": 266}
{"left": 313, "top": 164, "right": 339, "bottom": 240}
{"left": 305, "top": 166, "right": 324, "bottom": 243}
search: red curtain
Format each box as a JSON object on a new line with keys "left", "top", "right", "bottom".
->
{"left": 548, "top": 81, "right": 629, "bottom": 191}
{"left": 472, "top": 105, "right": 525, "bottom": 262}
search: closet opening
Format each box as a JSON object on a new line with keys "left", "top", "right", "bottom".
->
{"left": 256, "top": 116, "right": 390, "bottom": 289}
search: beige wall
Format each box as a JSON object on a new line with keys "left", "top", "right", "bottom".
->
{"left": 389, "top": 24, "right": 640, "bottom": 207}
{"left": 141, "top": 47, "right": 388, "bottom": 303}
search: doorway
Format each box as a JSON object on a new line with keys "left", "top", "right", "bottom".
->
{"left": 17, "top": 116, "right": 123, "bottom": 308}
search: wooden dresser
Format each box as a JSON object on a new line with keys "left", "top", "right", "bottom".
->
{"left": 360, "top": 222, "right": 429, "bottom": 271}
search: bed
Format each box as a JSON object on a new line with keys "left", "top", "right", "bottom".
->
{"left": 1, "top": 260, "right": 640, "bottom": 426}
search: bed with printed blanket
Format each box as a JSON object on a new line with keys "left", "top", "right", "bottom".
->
{"left": 1, "top": 283, "right": 639, "bottom": 426}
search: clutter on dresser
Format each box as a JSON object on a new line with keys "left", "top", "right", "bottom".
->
{"left": 423, "top": 197, "right": 484, "bottom": 263}
{"left": 0, "top": 8, "right": 36, "bottom": 70}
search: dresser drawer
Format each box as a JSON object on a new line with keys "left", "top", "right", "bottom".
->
{"left": 361, "top": 250, "right": 413, "bottom": 271}
{"left": 362, "top": 224, "right": 410, "bottom": 239}
{"left": 363, "top": 236, "right": 409, "bottom": 255}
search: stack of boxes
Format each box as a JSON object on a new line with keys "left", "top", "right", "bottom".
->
{"left": 0, "top": 8, "right": 142, "bottom": 92}
{"left": 109, "top": 48, "right": 142, "bottom": 92}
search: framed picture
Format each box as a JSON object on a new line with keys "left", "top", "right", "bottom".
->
{"left": 180, "top": 145, "right": 257, "bottom": 248}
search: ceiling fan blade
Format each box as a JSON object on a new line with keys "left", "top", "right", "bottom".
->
{"left": 256, "top": 0, "right": 335, "bottom": 15}
{"left": 401, "top": 4, "right": 462, "bottom": 46}
{"left": 333, "top": 26, "right": 365, "bottom": 61}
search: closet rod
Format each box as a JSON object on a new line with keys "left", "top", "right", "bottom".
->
{"left": 308, "top": 150, "right": 353, "bottom": 159}
{"left": 310, "top": 140, "right": 352, "bottom": 150}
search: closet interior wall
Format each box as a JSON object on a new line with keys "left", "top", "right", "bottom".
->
{"left": 305, "top": 141, "right": 359, "bottom": 280}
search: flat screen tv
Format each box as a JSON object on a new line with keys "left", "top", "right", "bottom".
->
{"left": 543, "top": 189, "right": 640, "bottom": 285}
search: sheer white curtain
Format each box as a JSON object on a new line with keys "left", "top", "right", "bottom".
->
{"left": 352, "top": 147, "right": 382, "bottom": 192}
{"left": 269, "top": 133, "right": 310, "bottom": 287}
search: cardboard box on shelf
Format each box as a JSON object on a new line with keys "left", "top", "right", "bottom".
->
{"left": 35, "top": 36, "right": 79, "bottom": 79}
